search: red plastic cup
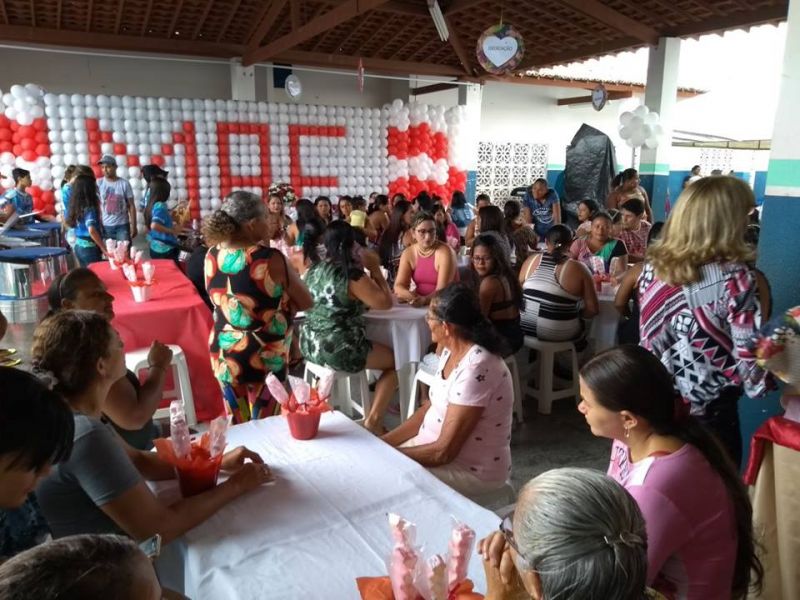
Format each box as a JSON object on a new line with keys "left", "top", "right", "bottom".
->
{"left": 287, "top": 411, "right": 321, "bottom": 440}
{"left": 176, "top": 452, "right": 223, "bottom": 497}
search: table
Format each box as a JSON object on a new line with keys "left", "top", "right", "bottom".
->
{"left": 589, "top": 288, "right": 619, "bottom": 353}
{"left": 90, "top": 259, "right": 223, "bottom": 422}
{"left": 365, "top": 302, "right": 431, "bottom": 404}
{"left": 154, "top": 412, "right": 499, "bottom": 599}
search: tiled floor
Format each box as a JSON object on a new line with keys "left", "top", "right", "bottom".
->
{"left": 3, "top": 320, "right": 609, "bottom": 491}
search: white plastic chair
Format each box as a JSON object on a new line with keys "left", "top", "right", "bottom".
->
{"left": 124, "top": 344, "right": 197, "bottom": 426}
{"left": 523, "top": 336, "right": 579, "bottom": 415}
{"left": 403, "top": 366, "right": 437, "bottom": 421}
{"left": 303, "top": 361, "right": 371, "bottom": 419}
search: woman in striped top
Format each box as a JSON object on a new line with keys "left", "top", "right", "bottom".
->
{"left": 518, "top": 225, "right": 598, "bottom": 342}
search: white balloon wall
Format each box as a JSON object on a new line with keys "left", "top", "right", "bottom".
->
{"left": 0, "top": 84, "right": 469, "bottom": 220}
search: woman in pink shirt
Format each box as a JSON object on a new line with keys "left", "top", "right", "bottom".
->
{"left": 578, "top": 345, "right": 762, "bottom": 600}
{"left": 382, "top": 283, "right": 513, "bottom": 502}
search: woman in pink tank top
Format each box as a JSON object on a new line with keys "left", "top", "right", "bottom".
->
{"left": 577, "top": 345, "right": 762, "bottom": 600}
{"left": 394, "top": 211, "right": 457, "bottom": 306}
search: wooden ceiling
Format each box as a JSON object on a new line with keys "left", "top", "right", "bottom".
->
{"left": 0, "top": 0, "right": 788, "bottom": 79}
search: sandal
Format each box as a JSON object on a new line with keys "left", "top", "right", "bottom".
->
{"left": 0, "top": 358, "right": 22, "bottom": 367}
{"left": 0, "top": 348, "right": 17, "bottom": 358}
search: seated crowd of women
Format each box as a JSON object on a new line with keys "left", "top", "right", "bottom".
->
{"left": 0, "top": 174, "right": 771, "bottom": 600}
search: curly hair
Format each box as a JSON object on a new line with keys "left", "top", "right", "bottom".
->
{"left": 201, "top": 190, "right": 265, "bottom": 246}
{"left": 647, "top": 176, "right": 754, "bottom": 285}
{"left": 32, "top": 310, "right": 113, "bottom": 397}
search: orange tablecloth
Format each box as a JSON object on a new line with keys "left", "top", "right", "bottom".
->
{"left": 90, "top": 259, "right": 223, "bottom": 422}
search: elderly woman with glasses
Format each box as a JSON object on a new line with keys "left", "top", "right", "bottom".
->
{"left": 479, "top": 467, "right": 660, "bottom": 600}
{"left": 394, "top": 211, "right": 457, "bottom": 307}
{"left": 382, "top": 284, "right": 513, "bottom": 502}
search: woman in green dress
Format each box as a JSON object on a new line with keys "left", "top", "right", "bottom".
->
{"left": 204, "top": 191, "right": 313, "bottom": 423}
{"left": 301, "top": 220, "right": 398, "bottom": 434}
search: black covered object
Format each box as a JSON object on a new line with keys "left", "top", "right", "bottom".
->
{"left": 563, "top": 124, "right": 617, "bottom": 227}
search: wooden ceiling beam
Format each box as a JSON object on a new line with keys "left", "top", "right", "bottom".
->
{"left": 245, "top": 0, "right": 288, "bottom": 50}
{"left": 552, "top": 0, "right": 660, "bottom": 44}
{"left": 316, "top": 12, "right": 369, "bottom": 54}
{"left": 114, "top": 0, "right": 124, "bottom": 34}
{"left": 485, "top": 74, "right": 702, "bottom": 98}
{"left": 444, "top": 0, "right": 486, "bottom": 15}
{"left": 85, "top": 0, "right": 93, "bottom": 31}
{"left": 290, "top": 0, "right": 301, "bottom": 31}
{"left": 191, "top": 0, "right": 214, "bottom": 39}
{"left": 243, "top": 0, "right": 392, "bottom": 65}
{"left": 273, "top": 49, "right": 464, "bottom": 76}
{"left": 442, "top": 12, "right": 472, "bottom": 76}
{"left": 216, "top": 0, "right": 242, "bottom": 42}
{"left": 29, "top": 0, "right": 35, "bottom": 27}
{"left": 0, "top": 1, "right": 7, "bottom": 25}
{"left": 167, "top": 0, "right": 184, "bottom": 38}
{"left": 353, "top": 13, "right": 394, "bottom": 55}
{"left": 377, "top": 1, "right": 428, "bottom": 16}
{"left": 515, "top": 36, "right": 644, "bottom": 71}
{"left": 388, "top": 22, "right": 429, "bottom": 60}
{"left": 557, "top": 90, "right": 632, "bottom": 105}
{"left": 0, "top": 23, "right": 244, "bottom": 57}
{"left": 412, "top": 82, "right": 459, "bottom": 95}
{"left": 139, "top": 0, "right": 154, "bottom": 36}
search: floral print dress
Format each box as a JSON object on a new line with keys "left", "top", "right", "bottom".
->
{"left": 300, "top": 261, "right": 371, "bottom": 373}
{"left": 205, "top": 244, "right": 292, "bottom": 422}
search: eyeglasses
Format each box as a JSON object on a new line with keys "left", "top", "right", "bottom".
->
{"left": 472, "top": 255, "right": 493, "bottom": 264}
{"left": 499, "top": 512, "right": 528, "bottom": 564}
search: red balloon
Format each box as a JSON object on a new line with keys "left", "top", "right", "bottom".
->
{"left": 85, "top": 119, "right": 99, "bottom": 131}
{"left": 127, "top": 155, "right": 140, "bottom": 166}
{"left": 182, "top": 122, "right": 194, "bottom": 133}
{"left": 218, "top": 123, "right": 229, "bottom": 133}
{"left": 41, "top": 190, "right": 55, "bottom": 204}
{"left": 18, "top": 126, "right": 35, "bottom": 139}
{"left": 114, "top": 143, "right": 127, "bottom": 155}
{"left": 35, "top": 144, "right": 50, "bottom": 156}
{"left": 12, "top": 144, "right": 22, "bottom": 155}
{"left": 0, "top": 130, "right": 11, "bottom": 142}
{"left": 0, "top": 142, "right": 12, "bottom": 153}
{"left": 33, "top": 119, "right": 46, "bottom": 132}
{"left": 35, "top": 131, "right": 48, "bottom": 144}
{"left": 9, "top": 121, "right": 18, "bottom": 132}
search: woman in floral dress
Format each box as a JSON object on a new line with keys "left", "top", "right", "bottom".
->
{"left": 204, "top": 191, "right": 312, "bottom": 423}
{"left": 301, "top": 220, "right": 397, "bottom": 434}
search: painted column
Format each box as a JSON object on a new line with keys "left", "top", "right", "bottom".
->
{"left": 230, "top": 59, "right": 256, "bottom": 101}
{"left": 745, "top": 0, "right": 800, "bottom": 455}
{"left": 639, "top": 37, "right": 680, "bottom": 221}
{"left": 458, "top": 83, "right": 483, "bottom": 202}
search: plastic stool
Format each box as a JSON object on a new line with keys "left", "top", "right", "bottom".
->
{"left": 523, "top": 336, "right": 579, "bottom": 415}
{"left": 503, "top": 355, "right": 524, "bottom": 424}
{"left": 304, "top": 361, "right": 371, "bottom": 419}
{"left": 124, "top": 344, "right": 197, "bottom": 426}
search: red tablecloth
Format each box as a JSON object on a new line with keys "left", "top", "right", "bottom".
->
{"left": 90, "top": 259, "right": 223, "bottom": 422}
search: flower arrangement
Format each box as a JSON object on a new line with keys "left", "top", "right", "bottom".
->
{"left": 268, "top": 181, "right": 297, "bottom": 205}
{"left": 749, "top": 306, "right": 800, "bottom": 384}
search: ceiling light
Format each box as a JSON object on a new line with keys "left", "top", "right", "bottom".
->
{"left": 428, "top": 0, "right": 449, "bottom": 42}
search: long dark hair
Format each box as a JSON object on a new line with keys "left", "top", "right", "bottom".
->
{"left": 579, "top": 199, "right": 600, "bottom": 221}
{"left": 144, "top": 177, "right": 171, "bottom": 228}
{"left": 65, "top": 175, "right": 101, "bottom": 229}
{"left": 451, "top": 190, "right": 467, "bottom": 209}
{"left": 580, "top": 345, "right": 763, "bottom": 599}
{"left": 545, "top": 224, "right": 574, "bottom": 263}
{"left": 368, "top": 194, "right": 389, "bottom": 215}
{"left": 379, "top": 200, "right": 412, "bottom": 266}
{"left": 322, "top": 220, "right": 363, "bottom": 281}
{"left": 414, "top": 191, "right": 433, "bottom": 212}
{"left": 503, "top": 199, "right": 521, "bottom": 231}
{"left": 478, "top": 205, "right": 505, "bottom": 235}
{"left": 432, "top": 202, "right": 449, "bottom": 242}
{"left": 296, "top": 199, "right": 326, "bottom": 264}
{"left": 472, "top": 233, "right": 523, "bottom": 308}
{"left": 430, "top": 283, "right": 509, "bottom": 356}
{"left": 0, "top": 367, "right": 74, "bottom": 472}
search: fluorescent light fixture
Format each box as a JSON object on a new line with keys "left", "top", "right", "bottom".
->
{"left": 428, "top": 0, "right": 449, "bottom": 42}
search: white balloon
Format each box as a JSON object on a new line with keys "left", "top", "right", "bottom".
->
{"left": 644, "top": 136, "right": 659, "bottom": 149}
{"left": 633, "top": 105, "right": 649, "bottom": 118}
{"left": 4, "top": 107, "right": 17, "bottom": 120}
{"left": 619, "top": 111, "right": 634, "bottom": 126}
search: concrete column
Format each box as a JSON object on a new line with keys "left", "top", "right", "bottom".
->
{"left": 458, "top": 83, "right": 483, "bottom": 202}
{"left": 639, "top": 37, "right": 681, "bottom": 221}
{"left": 230, "top": 59, "right": 256, "bottom": 101}
{"left": 744, "top": 0, "right": 800, "bottom": 454}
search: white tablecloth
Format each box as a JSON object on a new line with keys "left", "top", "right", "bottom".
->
{"left": 589, "top": 290, "right": 619, "bottom": 353}
{"left": 364, "top": 303, "right": 430, "bottom": 368}
{"left": 154, "top": 412, "right": 498, "bottom": 599}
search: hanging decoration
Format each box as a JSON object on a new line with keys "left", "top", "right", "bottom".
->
{"left": 476, "top": 23, "right": 525, "bottom": 75}
{"left": 591, "top": 84, "right": 608, "bottom": 111}
{"left": 618, "top": 104, "right": 664, "bottom": 149}
{"left": 357, "top": 58, "right": 365, "bottom": 94}
{"left": 285, "top": 74, "right": 302, "bottom": 100}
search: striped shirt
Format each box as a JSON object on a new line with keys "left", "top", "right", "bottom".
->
{"left": 520, "top": 253, "right": 583, "bottom": 341}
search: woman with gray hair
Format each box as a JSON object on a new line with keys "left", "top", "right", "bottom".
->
{"left": 479, "top": 467, "right": 658, "bottom": 600}
{"left": 203, "top": 190, "right": 312, "bottom": 423}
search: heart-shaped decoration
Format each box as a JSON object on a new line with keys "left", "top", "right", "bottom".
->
{"left": 476, "top": 24, "right": 525, "bottom": 75}
{"left": 482, "top": 36, "right": 518, "bottom": 68}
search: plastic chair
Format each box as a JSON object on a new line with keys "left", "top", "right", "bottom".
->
{"left": 124, "top": 344, "right": 197, "bottom": 426}
{"left": 403, "top": 366, "right": 436, "bottom": 421}
{"left": 503, "top": 354, "right": 524, "bottom": 424}
{"left": 523, "top": 336, "right": 579, "bottom": 415}
{"left": 303, "top": 361, "right": 371, "bottom": 419}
